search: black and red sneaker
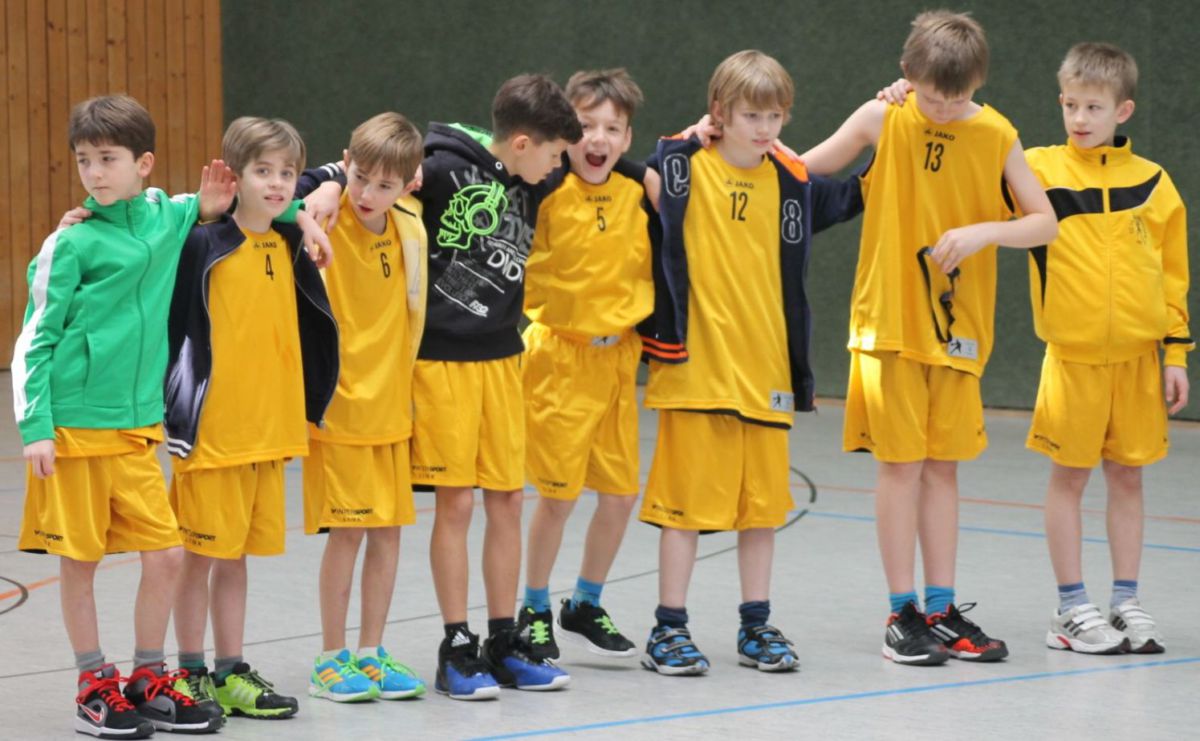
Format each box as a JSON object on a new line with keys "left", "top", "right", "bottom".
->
{"left": 75, "top": 664, "right": 153, "bottom": 739}
{"left": 883, "top": 602, "right": 950, "bottom": 666}
{"left": 124, "top": 664, "right": 225, "bottom": 733}
{"left": 927, "top": 602, "right": 1009, "bottom": 662}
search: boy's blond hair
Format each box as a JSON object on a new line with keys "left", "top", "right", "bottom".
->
{"left": 900, "top": 10, "right": 989, "bottom": 96}
{"left": 565, "top": 68, "right": 644, "bottom": 120}
{"left": 708, "top": 50, "right": 794, "bottom": 121}
{"left": 347, "top": 112, "right": 423, "bottom": 181}
{"left": 1057, "top": 42, "right": 1138, "bottom": 103}
{"left": 69, "top": 94, "right": 155, "bottom": 156}
{"left": 222, "top": 116, "right": 306, "bottom": 175}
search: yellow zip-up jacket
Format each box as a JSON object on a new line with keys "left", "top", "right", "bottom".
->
{"left": 1025, "top": 138, "right": 1192, "bottom": 367}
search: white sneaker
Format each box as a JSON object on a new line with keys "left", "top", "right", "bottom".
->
{"left": 1046, "top": 603, "right": 1129, "bottom": 654}
{"left": 1109, "top": 599, "right": 1165, "bottom": 654}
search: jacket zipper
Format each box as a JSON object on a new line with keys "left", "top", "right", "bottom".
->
{"left": 130, "top": 205, "right": 151, "bottom": 416}
{"left": 290, "top": 244, "right": 340, "bottom": 426}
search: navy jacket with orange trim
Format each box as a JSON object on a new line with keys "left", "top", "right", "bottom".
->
{"left": 638, "top": 136, "right": 862, "bottom": 412}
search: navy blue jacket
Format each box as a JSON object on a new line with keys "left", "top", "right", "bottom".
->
{"left": 164, "top": 215, "right": 339, "bottom": 458}
{"left": 639, "top": 136, "right": 862, "bottom": 412}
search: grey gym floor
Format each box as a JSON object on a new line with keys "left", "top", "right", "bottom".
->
{"left": 1, "top": 371, "right": 1197, "bottom": 740}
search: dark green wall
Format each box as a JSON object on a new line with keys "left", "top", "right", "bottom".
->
{"left": 224, "top": 0, "right": 1199, "bottom": 419}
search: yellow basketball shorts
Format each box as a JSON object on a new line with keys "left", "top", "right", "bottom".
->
{"left": 523, "top": 323, "right": 641, "bottom": 500}
{"left": 843, "top": 350, "right": 987, "bottom": 463}
{"left": 18, "top": 445, "right": 179, "bottom": 561}
{"left": 170, "top": 459, "right": 286, "bottom": 558}
{"left": 303, "top": 439, "right": 417, "bottom": 533}
{"left": 640, "top": 410, "right": 792, "bottom": 531}
{"left": 410, "top": 356, "right": 524, "bottom": 490}
{"left": 1027, "top": 350, "right": 1168, "bottom": 468}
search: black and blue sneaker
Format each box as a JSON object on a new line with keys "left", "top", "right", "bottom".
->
{"left": 737, "top": 624, "right": 800, "bottom": 672}
{"left": 483, "top": 626, "right": 570, "bottom": 691}
{"left": 434, "top": 630, "right": 500, "bottom": 701}
{"left": 641, "top": 625, "right": 710, "bottom": 676}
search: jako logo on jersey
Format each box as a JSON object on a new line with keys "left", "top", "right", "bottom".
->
{"left": 438, "top": 182, "right": 509, "bottom": 251}
{"left": 662, "top": 154, "right": 690, "bottom": 198}
{"left": 780, "top": 199, "right": 804, "bottom": 245}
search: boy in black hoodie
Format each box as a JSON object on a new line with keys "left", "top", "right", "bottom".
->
{"left": 305, "top": 74, "right": 582, "bottom": 699}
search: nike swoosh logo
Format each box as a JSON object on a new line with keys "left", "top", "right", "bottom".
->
{"left": 81, "top": 705, "right": 104, "bottom": 723}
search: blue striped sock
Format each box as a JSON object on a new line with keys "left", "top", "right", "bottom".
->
{"left": 889, "top": 591, "right": 919, "bottom": 614}
{"left": 924, "top": 585, "right": 955, "bottom": 616}
{"left": 571, "top": 577, "right": 603, "bottom": 608}
{"left": 1111, "top": 580, "right": 1138, "bottom": 609}
{"left": 524, "top": 586, "right": 551, "bottom": 613}
{"left": 1058, "top": 582, "right": 1089, "bottom": 612}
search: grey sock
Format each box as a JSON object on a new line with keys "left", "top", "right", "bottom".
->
{"left": 214, "top": 655, "right": 244, "bottom": 678}
{"left": 133, "top": 648, "right": 165, "bottom": 672}
{"left": 1057, "top": 582, "right": 1089, "bottom": 612}
{"left": 75, "top": 649, "right": 105, "bottom": 675}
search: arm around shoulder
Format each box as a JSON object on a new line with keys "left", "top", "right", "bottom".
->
{"left": 800, "top": 99, "right": 885, "bottom": 176}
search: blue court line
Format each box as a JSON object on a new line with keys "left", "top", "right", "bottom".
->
{"left": 470, "top": 656, "right": 1200, "bottom": 740}
{"left": 806, "top": 511, "right": 1200, "bottom": 554}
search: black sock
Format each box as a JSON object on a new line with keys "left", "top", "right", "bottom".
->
{"left": 655, "top": 604, "right": 689, "bottom": 629}
{"left": 739, "top": 600, "right": 771, "bottom": 628}
{"left": 487, "top": 617, "right": 515, "bottom": 637}
{"left": 444, "top": 622, "right": 470, "bottom": 641}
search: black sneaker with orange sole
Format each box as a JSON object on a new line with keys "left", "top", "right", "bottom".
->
{"left": 927, "top": 602, "right": 1009, "bottom": 661}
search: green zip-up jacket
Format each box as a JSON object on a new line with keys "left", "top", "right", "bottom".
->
{"left": 11, "top": 188, "right": 205, "bottom": 445}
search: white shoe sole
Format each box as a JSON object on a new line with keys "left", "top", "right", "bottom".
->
{"left": 514, "top": 674, "right": 572, "bottom": 691}
{"left": 75, "top": 715, "right": 153, "bottom": 738}
{"left": 308, "top": 684, "right": 376, "bottom": 702}
{"left": 434, "top": 684, "right": 501, "bottom": 701}
{"left": 737, "top": 655, "right": 799, "bottom": 672}
{"left": 558, "top": 625, "right": 639, "bottom": 658}
{"left": 881, "top": 644, "right": 950, "bottom": 666}
{"left": 1045, "top": 630, "right": 1129, "bottom": 654}
{"left": 641, "top": 653, "right": 709, "bottom": 675}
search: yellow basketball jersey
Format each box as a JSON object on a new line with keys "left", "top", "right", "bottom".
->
{"left": 175, "top": 227, "right": 308, "bottom": 471}
{"left": 644, "top": 147, "right": 791, "bottom": 426}
{"left": 850, "top": 94, "right": 1017, "bottom": 375}
{"left": 525, "top": 170, "right": 652, "bottom": 337}
{"left": 311, "top": 192, "right": 414, "bottom": 444}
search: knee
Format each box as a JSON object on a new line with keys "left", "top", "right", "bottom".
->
{"left": 1104, "top": 462, "right": 1143, "bottom": 495}
{"left": 330, "top": 527, "right": 367, "bottom": 548}
{"left": 488, "top": 490, "right": 524, "bottom": 523}
{"left": 539, "top": 497, "right": 576, "bottom": 522}
{"left": 437, "top": 489, "right": 476, "bottom": 529}
{"left": 366, "top": 527, "right": 400, "bottom": 547}
{"left": 598, "top": 493, "right": 636, "bottom": 517}
{"left": 143, "top": 546, "right": 184, "bottom": 574}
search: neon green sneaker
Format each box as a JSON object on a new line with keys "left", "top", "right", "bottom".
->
{"left": 171, "top": 665, "right": 224, "bottom": 721}
{"left": 214, "top": 662, "right": 299, "bottom": 719}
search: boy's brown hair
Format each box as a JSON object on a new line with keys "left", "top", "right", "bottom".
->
{"left": 707, "top": 50, "right": 794, "bottom": 121}
{"left": 68, "top": 94, "right": 155, "bottom": 156}
{"left": 347, "top": 112, "right": 423, "bottom": 181}
{"left": 492, "top": 74, "right": 583, "bottom": 144}
{"left": 222, "top": 116, "right": 306, "bottom": 175}
{"left": 565, "top": 68, "right": 645, "bottom": 120}
{"left": 1057, "top": 42, "right": 1138, "bottom": 103}
{"left": 900, "top": 10, "right": 989, "bottom": 96}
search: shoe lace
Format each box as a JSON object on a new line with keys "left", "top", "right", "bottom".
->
{"left": 77, "top": 674, "right": 136, "bottom": 711}
{"left": 528, "top": 619, "right": 552, "bottom": 645}
{"left": 143, "top": 669, "right": 197, "bottom": 706}
{"left": 378, "top": 653, "right": 418, "bottom": 678}
{"left": 237, "top": 669, "right": 276, "bottom": 694}
{"left": 595, "top": 614, "right": 621, "bottom": 636}
{"left": 939, "top": 603, "right": 989, "bottom": 643}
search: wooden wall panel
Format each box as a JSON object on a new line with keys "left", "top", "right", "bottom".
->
{"left": 0, "top": 0, "right": 223, "bottom": 367}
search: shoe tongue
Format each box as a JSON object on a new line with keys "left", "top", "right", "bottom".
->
{"left": 97, "top": 664, "right": 118, "bottom": 679}
{"left": 334, "top": 649, "right": 354, "bottom": 663}
{"left": 230, "top": 662, "right": 252, "bottom": 674}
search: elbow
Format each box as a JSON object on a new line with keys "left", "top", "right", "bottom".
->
{"left": 1039, "top": 214, "right": 1059, "bottom": 244}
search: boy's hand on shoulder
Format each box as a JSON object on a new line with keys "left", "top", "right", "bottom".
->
{"left": 57, "top": 207, "right": 92, "bottom": 231}
{"left": 24, "top": 440, "right": 55, "bottom": 479}
{"left": 305, "top": 181, "right": 344, "bottom": 234}
{"left": 643, "top": 167, "right": 662, "bottom": 212}
{"left": 679, "top": 114, "right": 722, "bottom": 146}
{"left": 405, "top": 164, "right": 423, "bottom": 195}
{"left": 931, "top": 223, "right": 994, "bottom": 273}
{"left": 877, "top": 78, "right": 912, "bottom": 106}
{"left": 198, "top": 159, "right": 237, "bottom": 221}
{"left": 1164, "top": 366, "right": 1189, "bottom": 415}
{"left": 297, "top": 210, "right": 334, "bottom": 267}
{"left": 771, "top": 140, "right": 802, "bottom": 162}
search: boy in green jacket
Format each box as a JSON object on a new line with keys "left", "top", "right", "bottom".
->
{"left": 14, "top": 95, "right": 327, "bottom": 739}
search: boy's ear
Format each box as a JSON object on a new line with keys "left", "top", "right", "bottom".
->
{"left": 510, "top": 133, "right": 532, "bottom": 153}
{"left": 709, "top": 100, "right": 724, "bottom": 126}
{"left": 136, "top": 151, "right": 155, "bottom": 178}
{"left": 1116, "top": 99, "right": 1135, "bottom": 124}
{"left": 619, "top": 124, "right": 633, "bottom": 155}
{"left": 342, "top": 149, "right": 350, "bottom": 170}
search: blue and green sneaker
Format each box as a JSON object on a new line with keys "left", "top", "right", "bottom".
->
{"left": 357, "top": 647, "right": 426, "bottom": 700}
